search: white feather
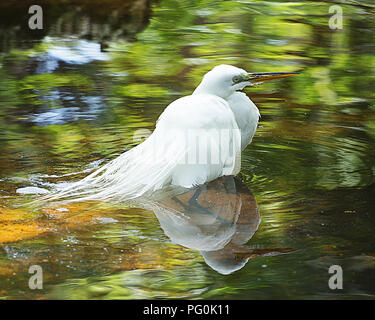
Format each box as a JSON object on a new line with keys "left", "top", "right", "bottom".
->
{"left": 227, "top": 91, "right": 260, "bottom": 150}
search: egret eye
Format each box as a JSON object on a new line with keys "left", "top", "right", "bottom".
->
{"left": 232, "top": 76, "right": 241, "bottom": 84}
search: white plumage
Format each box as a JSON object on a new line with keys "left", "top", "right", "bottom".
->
{"left": 227, "top": 92, "right": 260, "bottom": 150}
{"left": 39, "top": 64, "right": 298, "bottom": 204}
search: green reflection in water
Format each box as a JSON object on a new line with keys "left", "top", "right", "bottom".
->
{"left": 0, "top": 0, "right": 375, "bottom": 299}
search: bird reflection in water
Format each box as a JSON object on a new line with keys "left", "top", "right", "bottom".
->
{"left": 139, "top": 176, "right": 294, "bottom": 275}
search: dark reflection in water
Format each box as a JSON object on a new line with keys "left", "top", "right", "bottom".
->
{"left": 0, "top": 0, "right": 152, "bottom": 52}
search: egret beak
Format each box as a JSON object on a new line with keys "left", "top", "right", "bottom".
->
{"left": 244, "top": 72, "right": 299, "bottom": 84}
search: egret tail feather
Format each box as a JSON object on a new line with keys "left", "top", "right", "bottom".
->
{"left": 36, "top": 133, "right": 187, "bottom": 205}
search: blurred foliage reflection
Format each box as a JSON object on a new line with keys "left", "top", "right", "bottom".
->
{"left": 0, "top": 0, "right": 375, "bottom": 299}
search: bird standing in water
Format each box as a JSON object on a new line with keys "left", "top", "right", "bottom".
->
{"left": 45, "top": 65, "right": 298, "bottom": 203}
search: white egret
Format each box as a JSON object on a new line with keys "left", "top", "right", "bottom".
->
{"left": 42, "top": 64, "right": 298, "bottom": 203}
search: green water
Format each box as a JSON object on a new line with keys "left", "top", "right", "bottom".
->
{"left": 0, "top": 0, "right": 375, "bottom": 299}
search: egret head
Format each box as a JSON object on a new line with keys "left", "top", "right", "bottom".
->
{"left": 193, "top": 64, "right": 299, "bottom": 99}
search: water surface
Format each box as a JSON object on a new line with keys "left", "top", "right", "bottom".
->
{"left": 0, "top": 0, "right": 375, "bottom": 299}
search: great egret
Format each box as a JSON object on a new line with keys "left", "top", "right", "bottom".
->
{"left": 42, "top": 64, "right": 298, "bottom": 203}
